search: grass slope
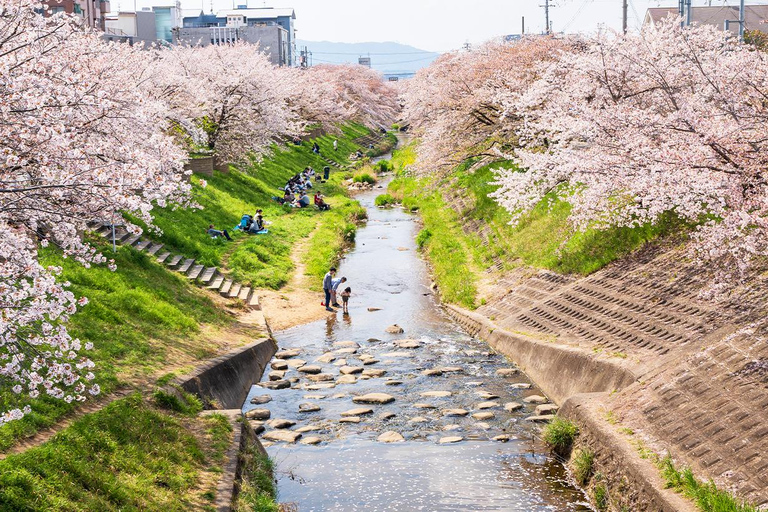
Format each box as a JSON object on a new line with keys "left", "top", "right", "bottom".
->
{"left": 0, "top": 395, "right": 233, "bottom": 511}
{"left": 388, "top": 145, "right": 683, "bottom": 308}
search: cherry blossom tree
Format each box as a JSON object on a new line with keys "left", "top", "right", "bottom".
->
{"left": 0, "top": 1, "right": 192, "bottom": 424}
{"left": 492, "top": 19, "right": 768, "bottom": 279}
{"left": 401, "top": 37, "right": 574, "bottom": 174}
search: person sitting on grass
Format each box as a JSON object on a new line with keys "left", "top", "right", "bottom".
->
{"left": 314, "top": 193, "right": 330, "bottom": 211}
{"left": 235, "top": 214, "right": 252, "bottom": 231}
{"left": 207, "top": 224, "right": 232, "bottom": 241}
{"left": 297, "top": 192, "right": 311, "bottom": 208}
{"left": 331, "top": 276, "right": 347, "bottom": 307}
{"left": 340, "top": 286, "right": 351, "bottom": 314}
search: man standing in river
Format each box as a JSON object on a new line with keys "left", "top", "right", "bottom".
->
{"left": 323, "top": 267, "right": 336, "bottom": 312}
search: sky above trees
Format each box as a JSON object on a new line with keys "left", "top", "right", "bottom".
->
{"left": 162, "top": 0, "right": 720, "bottom": 52}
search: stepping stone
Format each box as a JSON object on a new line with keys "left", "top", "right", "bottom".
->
{"left": 275, "top": 349, "right": 301, "bottom": 359}
{"left": 442, "top": 409, "right": 469, "bottom": 417}
{"left": 340, "top": 365, "right": 363, "bottom": 375}
{"left": 353, "top": 393, "right": 395, "bottom": 404}
{"left": 262, "top": 431, "right": 301, "bottom": 443}
{"left": 249, "top": 423, "right": 266, "bottom": 435}
{"left": 362, "top": 368, "right": 386, "bottom": 377}
{"left": 363, "top": 358, "right": 380, "bottom": 365}
{"left": 250, "top": 395, "right": 272, "bottom": 405}
{"left": 316, "top": 353, "right": 336, "bottom": 363}
{"left": 367, "top": 307, "right": 382, "bottom": 312}
{"left": 303, "top": 394, "right": 325, "bottom": 400}
{"left": 296, "top": 425, "right": 322, "bottom": 433}
{"left": 384, "top": 380, "right": 403, "bottom": 386}
{"left": 394, "top": 339, "right": 421, "bottom": 349}
{"left": 413, "top": 403, "right": 436, "bottom": 409}
{"left": 259, "top": 380, "right": 290, "bottom": 390}
{"left": 342, "top": 407, "right": 373, "bottom": 416}
{"left": 358, "top": 354, "right": 374, "bottom": 360}
{"left": 300, "top": 436, "right": 322, "bottom": 445}
{"left": 334, "top": 347, "right": 358, "bottom": 355}
{"left": 496, "top": 368, "right": 518, "bottom": 377}
{"left": 271, "top": 361, "right": 288, "bottom": 371}
{"left": 409, "top": 416, "right": 430, "bottom": 423}
{"left": 476, "top": 401, "right": 500, "bottom": 410}
{"left": 333, "top": 359, "right": 348, "bottom": 367}
{"left": 439, "top": 366, "right": 463, "bottom": 373}
{"left": 476, "top": 391, "right": 499, "bottom": 400}
{"left": 333, "top": 341, "right": 359, "bottom": 348}
{"left": 385, "top": 324, "right": 404, "bottom": 334}
{"left": 367, "top": 338, "right": 381, "bottom": 342}
{"left": 339, "top": 416, "right": 362, "bottom": 423}
{"left": 286, "top": 359, "right": 307, "bottom": 368}
{"left": 504, "top": 402, "right": 523, "bottom": 412}
{"left": 379, "top": 411, "right": 396, "bottom": 420}
{"left": 267, "top": 419, "right": 296, "bottom": 429}
{"left": 245, "top": 408, "right": 271, "bottom": 420}
{"left": 288, "top": 377, "right": 299, "bottom": 383}
{"left": 439, "top": 436, "right": 463, "bottom": 444}
{"left": 466, "top": 381, "right": 483, "bottom": 387}
{"left": 493, "top": 434, "right": 511, "bottom": 442}
{"left": 510, "top": 383, "right": 532, "bottom": 389}
{"left": 422, "top": 369, "right": 443, "bottom": 377}
{"left": 377, "top": 431, "right": 404, "bottom": 443}
{"left": 523, "top": 395, "right": 548, "bottom": 404}
{"left": 336, "top": 375, "right": 357, "bottom": 385}
{"left": 307, "top": 373, "right": 334, "bottom": 382}
{"left": 421, "top": 391, "right": 452, "bottom": 398}
{"left": 331, "top": 393, "right": 347, "bottom": 399}
{"left": 298, "top": 365, "right": 323, "bottom": 374}
{"left": 299, "top": 403, "right": 321, "bottom": 413}
{"left": 269, "top": 371, "right": 286, "bottom": 381}
{"left": 525, "top": 415, "right": 556, "bottom": 423}
{"left": 475, "top": 422, "right": 491, "bottom": 429}
{"left": 443, "top": 424, "right": 462, "bottom": 431}
{"left": 304, "top": 383, "right": 336, "bottom": 390}
{"left": 535, "top": 404, "right": 559, "bottom": 416}
{"left": 472, "top": 412, "right": 495, "bottom": 420}
{"left": 382, "top": 352, "right": 411, "bottom": 357}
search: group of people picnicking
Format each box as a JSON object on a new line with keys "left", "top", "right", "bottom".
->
{"left": 206, "top": 208, "right": 269, "bottom": 241}
{"left": 322, "top": 267, "right": 351, "bottom": 314}
{"left": 275, "top": 167, "right": 331, "bottom": 211}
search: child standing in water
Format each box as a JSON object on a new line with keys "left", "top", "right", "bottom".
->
{"left": 340, "top": 287, "right": 352, "bottom": 314}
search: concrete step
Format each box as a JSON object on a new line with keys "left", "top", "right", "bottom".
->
{"left": 199, "top": 267, "right": 218, "bottom": 285}
{"left": 248, "top": 292, "right": 261, "bottom": 310}
{"left": 228, "top": 282, "right": 242, "bottom": 299}
{"left": 187, "top": 264, "right": 204, "bottom": 280}
{"left": 96, "top": 225, "right": 112, "bottom": 236}
{"left": 123, "top": 234, "right": 141, "bottom": 247}
{"left": 134, "top": 239, "right": 152, "bottom": 252}
{"left": 177, "top": 258, "right": 195, "bottom": 274}
{"left": 156, "top": 251, "right": 171, "bottom": 264}
{"left": 146, "top": 243, "right": 164, "bottom": 256}
{"left": 166, "top": 254, "right": 183, "bottom": 268}
{"left": 207, "top": 275, "right": 225, "bottom": 290}
{"left": 237, "top": 286, "right": 251, "bottom": 301}
{"left": 87, "top": 221, "right": 104, "bottom": 230}
{"left": 219, "top": 279, "right": 233, "bottom": 297}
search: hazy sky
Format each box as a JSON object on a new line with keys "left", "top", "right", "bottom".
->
{"left": 135, "top": 0, "right": 748, "bottom": 52}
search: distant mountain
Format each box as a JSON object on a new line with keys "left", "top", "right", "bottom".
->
{"left": 296, "top": 40, "right": 441, "bottom": 77}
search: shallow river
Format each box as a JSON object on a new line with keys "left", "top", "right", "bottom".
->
{"left": 243, "top": 170, "right": 589, "bottom": 511}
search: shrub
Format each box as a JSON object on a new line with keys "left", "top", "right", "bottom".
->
{"left": 376, "top": 160, "right": 393, "bottom": 173}
{"left": 542, "top": 417, "right": 578, "bottom": 455}
{"left": 375, "top": 194, "right": 396, "bottom": 207}
{"left": 416, "top": 228, "right": 432, "bottom": 249}
{"left": 153, "top": 388, "right": 203, "bottom": 415}
{"left": 593, "top": 484, "right": 609, "bottom": 511}
{"left": 391, "top": 123, "right": 400, "bottom": 130}
{"left": 353, "top": 172, "right": 376, "bottom": 184}
{"left": 571, "top": 448, "right": 595, "bottom": 486}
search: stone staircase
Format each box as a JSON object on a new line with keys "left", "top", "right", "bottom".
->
{"left": 353, "top": 133, "right": 386, "bottom": 149}
{"left": 88, "top": 222, "right": 260, "bottom": 310}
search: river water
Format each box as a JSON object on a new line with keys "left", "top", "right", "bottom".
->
{"left": 243, "top": 167, "right": 589, "bottom": 511}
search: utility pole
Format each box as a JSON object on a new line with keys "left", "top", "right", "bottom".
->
{"left": 545, "top": 0, "right": 550, "bottom": 34}
{"left": 622, "top": 0, "right": 628, "bottom": 34}
{"left": 739, "top": 0, "right": 746, "bottom": 41}
{"left": 522, "top": 16, "right": 525, "bottom": 35}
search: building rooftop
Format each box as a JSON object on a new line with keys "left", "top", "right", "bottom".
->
{"left": 645, "top": 5, "right": 768, "bottom": 32}
{"left": 214, "top": 7, "right": 295, "bottom": 19}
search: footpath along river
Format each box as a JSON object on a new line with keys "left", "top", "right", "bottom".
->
{"left": 243, "top": 164, "right": 590, "bottom": 511}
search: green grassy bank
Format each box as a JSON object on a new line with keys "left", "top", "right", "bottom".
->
{"left": 386, "top": 144, "right": 684, "bottom": 309}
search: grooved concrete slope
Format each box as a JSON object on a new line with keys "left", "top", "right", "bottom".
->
{"left": 474, "top": 246, "right": 768, "bottom": 507}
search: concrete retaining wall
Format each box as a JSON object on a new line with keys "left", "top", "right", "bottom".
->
{"left": 185, "top": 156, "right": 214, "bottom": 176}
{"left": 445, "top": 305, "right": 637, "bottom": 405}
{"left": 178, "top": 337, "right": 277, "bottom": 409}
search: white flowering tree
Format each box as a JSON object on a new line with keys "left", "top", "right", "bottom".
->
{"left": 0, "top": 1, "right": 192, "bottom": 424}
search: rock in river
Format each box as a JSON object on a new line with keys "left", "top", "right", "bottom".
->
{"left": 342, "top": 407, "right": 373, "bottom": 416}
{"left": 421, "top": 391, "right": 452, "bottom": 398}
{"left": 267, "top": 419, "right": 296, "bottom": 429}
{"left": 306, "top": 373, "right": 335, "bottom": 382}
{"left": 422, "top": 369, "right": 443, "bottom": 377}
{"left": 377, "top": 431, "right": 404, "bottom": 443}
{"left": 300, "top": 436, "right": 322, "bottom": 445}
{"left": 442, "top": 409, "right": 469, "bottom": 417}
{"left": 385, "top": 324, "right": 405, "bottom": 334}
{"left": 275, "top": 349, "right": 301, "bottom": 359}
{"left": 316, "top": 353, "right": 336, "bottom": 363}
{"left": 333, "top": 340, "right": 360, "bottom": 348}
{"left": 262, "top": 430, "right": 301, "bottom": 443}
{"left": 439, "top": 436, "right": 463, "bottom": 444}
{"left": 496, "top": 368, "right": 518, "bottom": 377}
{"left": 340, "top": 365, "right": 364, "bottom": 375}
{"left": 492, "top": 434, "right": 511, "bottom": 442}
{"left": 476, "top": 401, "right": 500, "bottom": 410}
{"left": 270, "top": 361, "right": 288, "bottom": 371}
{"left": 525, "top": 414, "right": 556, "bottom": 423}
{"left": 339, "top": 416, "right": 362, "bottom": 423}
{"left": 259, "top": 380, "right": 290, "bottom": 390}
{"left": 245, "top": 408, "right": 271, "bottom": 420}
{"left": 299, "top": 403, "right": 321, "bottom": 413}
{"left": 362, "top": 368, "right": 386, "bottom": 377}
{"left": 523, "top": 395, "right": 548, "bottom": 404}
{"left": 286, "top": 359, "right": 307, "bottom": 369}
{"left": 535, "top": 404, "right": 559, "bottom": 416}
{"left": 268, "top": 370, "right": 286, "bottom": 381}
{"left": 298, "top": 365, "right": 323, "bottom": 374}
{"left": 353, "top": 393, "right": 395, "bottom": 404}
{"left": 472, "top": 411, "right": 495, "bottom": 420}
{"left": 336, "top": 375, "right": 358, "bottom": 385}
{"left": 394, "top": 339, "right": 421, "bottom": 349}
{"left": 250, "top": 394, "right": 272, "bottom": 405}
{"left": 504, "top": 402, "right": 524, "bottom": 412}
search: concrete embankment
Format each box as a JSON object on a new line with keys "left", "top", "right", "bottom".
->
{"left": 442, "top": 246, "right": 768, "bottom": 510}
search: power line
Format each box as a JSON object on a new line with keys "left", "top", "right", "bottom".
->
{"left": 309, "top": 50, "right": 437, "bottom": 56}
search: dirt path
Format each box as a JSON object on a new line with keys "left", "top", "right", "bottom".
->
{"left": 257, "top": 225, "right": 330, "bottom": 332}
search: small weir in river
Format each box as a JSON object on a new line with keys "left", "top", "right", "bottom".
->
{"left": 243, "top": 165, "right": 589, "bottom": 511}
